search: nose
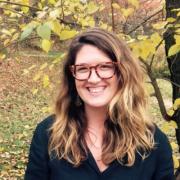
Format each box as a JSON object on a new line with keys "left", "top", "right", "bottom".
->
{"left": 87, "top": 68, "right": 101, "bottom": 83}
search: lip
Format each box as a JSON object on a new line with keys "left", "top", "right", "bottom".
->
{"left": 86, "top": 86, "right": 106, "bottom": 95}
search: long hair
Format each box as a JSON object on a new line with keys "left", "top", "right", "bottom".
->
{"left": 48, "top": 28, "right": 155, "bottom": 166}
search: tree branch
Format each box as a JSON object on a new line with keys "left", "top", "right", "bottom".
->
{"left": 127, "top": 8, "right": 163, "bottom": 35}
{"left": 110, "top": 0, "right": 115, "bottom": 32}
{"left": 0, "top": 0, "right": 40, "bottom": 11}
{"left": 157, "top": 77, "right": 180, "bottom": 88}
{"left": 149, "top": 38, "right": 164, "bottom": 68}
{"left": 0, "top": 6, "right": 36, "bottom": 20}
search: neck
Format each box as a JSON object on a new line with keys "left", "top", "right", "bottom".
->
{"left": 85, "top": 105, "right": 107, "bottom": 131}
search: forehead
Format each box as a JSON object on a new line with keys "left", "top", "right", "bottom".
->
{"left": 75, "top": 44, "right": 112, "bottom": 65}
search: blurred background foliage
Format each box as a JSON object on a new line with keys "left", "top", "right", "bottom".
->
{"left": 0, "top": 0, "right": 180, "bottom": 179}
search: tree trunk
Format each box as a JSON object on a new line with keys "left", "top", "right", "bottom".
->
{"left": 164, "top": 0, "right": 180, "bottom": 178}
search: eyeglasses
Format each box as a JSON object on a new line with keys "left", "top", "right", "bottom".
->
{"left": 70, "top": 62, "right": 118, "bottom": 81}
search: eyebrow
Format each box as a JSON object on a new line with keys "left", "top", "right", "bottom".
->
{"left": 74, "top": 62, "right": 112, "bottom": 66}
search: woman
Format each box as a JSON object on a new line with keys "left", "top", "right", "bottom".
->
{"left": 25, "top": 28, "right": 174, "bottom": 180}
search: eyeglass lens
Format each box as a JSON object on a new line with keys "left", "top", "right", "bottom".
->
{"left": 73, "top": 62, "right": 116, "bottom": 80}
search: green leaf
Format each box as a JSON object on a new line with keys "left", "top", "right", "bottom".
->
{"left": 42, "top": 39, "right": 52, "bottom": 52}
{"left": 168, "top": 44, "right": 180, "bottom": 57}
{"left": 20, "top": 27, "right": 33, "bottom": 41}
{"left": 60, "top": 30, "right": 78, "bottom": 40}
{"left": 37, "top": 24, "right": 51, "bottom": 40}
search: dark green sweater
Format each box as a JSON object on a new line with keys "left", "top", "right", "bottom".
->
{"left": 25, "top": 115, "right": 175, "bottom": 180}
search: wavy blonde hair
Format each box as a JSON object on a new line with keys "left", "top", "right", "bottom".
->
{"left": 48, "top": 28, "right": 155, "bottom": 167}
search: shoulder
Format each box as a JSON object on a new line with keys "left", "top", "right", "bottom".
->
{"left": 36, "top": 114, "right": 55, "bottom": 131}
{"left": 32, "top": 114, "right": 55, "bottom": 142}
{"left": 153, "top": 124, "right": 172, "bottom": 157}
{"left": 153, "top": 124, "right": 171, "bottom": 147}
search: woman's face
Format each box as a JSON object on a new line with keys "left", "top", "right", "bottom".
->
{"left": 74, "top": 44, "right": 119, "bottom": 109}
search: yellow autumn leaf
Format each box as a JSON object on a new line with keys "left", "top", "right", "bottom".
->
{"left": 88, "top": 19, "right": 95, "bottom": 27}
{"left": 87, "top": 2, "right": 99, "bottom": 14}
{"left": 128, "top": 0, "right": 139, "bottom": 9}
{"left": 49, "top": 64, "right": 54, "bottom": 70}
{"left": 41, "top": 106, "right": 52, "bottom": 113}
{"left": 137, "top": 35, "right": 148, "bottom": 40}
{"left": 43, "top": 75, "right": 50, "bottom": 88}
{"left": 160, "top": 122, "right": 172, "bottom": 133}
{"left": 173, "top": 155, "right": 179, "bottom": 169}
{"left": 40, "top": 62, "right": 48, "bottom": 70}
{"left": 167, "top": 17, "right": 176, "bottom": 23}
{"left": 22, "top": 69, "right": 29, "bottom": 75}
{"left": 171, "top": 142, "right": 178, "bottom": 150}
{"left": 173, "top": 98, "right": 180, "bottom": 110}
{"left": 177, "top": 12, "right": 180, "bottom": 16}
{"left": 167, "top": 108, "right": 175, "bottom": 117}
{"left": 50, "top": 20, "right": 62, "bottom": 36}
{"left": 42, "top": 39, "right": 51, "bottom": 53}
{"left": 21, "top": 0, "right": 29, "bottom": 13}
{"left": 152, "top": 21, "right": 167, "bottom": 30}
{"left": 169, "top": 120, "right": 178, "bottom": 129}
{"left": 22, "top": 7, "right": 29, "bottom": 13}
{"left": 11, "top": 33, "right": 19, "bottom": 41}
{"left": 150, "top": 32, "right": 162, "bottom": 46}
{"left": 100, "top": 23, "right": 108, "bottom": 29}
{"left": 28, "top": 64, "right": 36, "bottom": 70}
{"left": 32, "top": 88, "right": 38, "bottom": 95}
{"left": 38, "top": 2, "right": 43, "bottom": 9}
{"left": 48, "top": 0, "right": 56, "bottom": 5}
{"left": 121, "top": 8, "right": 134, "bottom": 17}
{"left": 0, "top": 147, "right": 5, "bottom": 152}
{"left": 2, "top": 29, "right": 12, "bottom": 36}
{"left": 4, "top": 39, "right": 10, "bottom": 46}
{"left": 33, "top": 72, "right": 42, "bottom": 81}
{"left": 49, "top": 9, "right": 61, "bottom": 19}
{"left": 175, "top": 24, "right": 180, "bottom": 29}
{"left": 112, "top": 3, "right": 120, "bottom": 9}
{"left": 168, "top": 44, "right": 180, "bottom": 57}
{"left": 0, "top": 53, "right": 6, "bottom": 60}
{"left": 60, "top": 30, "right": 78, "bottom": 40}
{"left": 174, "top": 35, "right": 180, "bottom": 45}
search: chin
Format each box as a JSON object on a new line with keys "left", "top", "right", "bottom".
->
{"left": 85, "top": 101, "right": 109, "bottom": 108}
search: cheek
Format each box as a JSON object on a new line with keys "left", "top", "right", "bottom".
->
{"left": 75, "top": 80, "right": 83, "bottom": 94}
{"left": 111, "top": 76, "right": 119, "bottom": 92}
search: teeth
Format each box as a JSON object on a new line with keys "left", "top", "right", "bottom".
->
{"left": 88, "top": 87, "right": 105, "bottom": 93}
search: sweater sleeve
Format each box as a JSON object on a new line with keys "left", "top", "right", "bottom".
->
{"left": 153, "top": 127, "right": 175, "bottom": 180}
{"left": 24, "top": 116, "right": 53, "bottom": 180}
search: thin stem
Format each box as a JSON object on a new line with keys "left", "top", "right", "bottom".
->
{"left": 127, "top": 8, "right": 163, "bottom": 35}
{"left": 0, "top": 6, "right": 35, "bottom": 20}
{"left": 110, "top": 0, "right": 115, "bottom": 32}
{"left": 0, "top": 0, "right": 40, "bottom": 11}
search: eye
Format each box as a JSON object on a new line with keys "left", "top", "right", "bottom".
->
{"left": 99, "top": 63, "right": 114, "bottom": 71}
{"left": 76, "top": 66, "right": 89, "bottom": 73}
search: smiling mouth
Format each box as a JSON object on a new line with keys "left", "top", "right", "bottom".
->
{"left": 87, "top": 87, "right": 106, "bottom": 93}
